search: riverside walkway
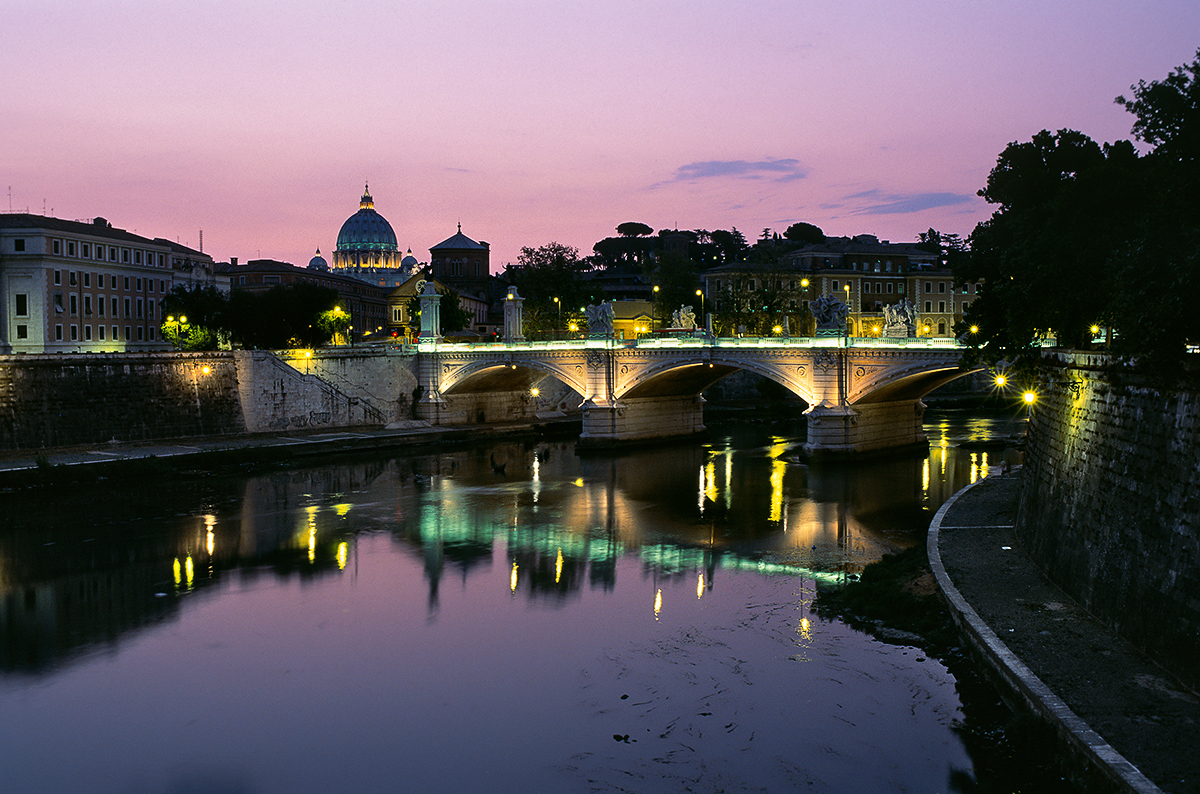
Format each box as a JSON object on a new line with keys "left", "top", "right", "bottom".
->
{"left": 930, "top": 471, "right": 1200, "bottom": 794}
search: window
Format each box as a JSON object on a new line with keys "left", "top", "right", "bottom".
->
{"left": 69, "top": 294, "right": 78, "bottom": 315}
{"left": 123, "top": 277, "right": 130, "bottom": 290}
{"left": 99, "top": 325, "right": 105, "bottom": 341}
{"left": 111, "top": 297, "right": 118, "bottom": 317}
{"left": 136, "top": 326, "right": 144, "bottom": 341}
{"left": 832, "top": 280, "right": 839, "bottom": 290}
{"left": 15, "top": 294, "right": 28, "bottom": 316}
{"left": 239, "top": 276, "right": 247, "bottom": 285}
{"left": 54, "top": 293, "right": 64, "bottom": 312}
{"left": 148, "top": 299, "right": 154, "bottom": 318}
{"left": 148, "top": 279, "right": 154, "bottom": 292}
{"left": 962, "top": 284, "right": 969, "bottom": 294}
{"left": 68, "top": 241, "right": 76, "bottom": 256}
{"left": 84, "top": 325, "right": 92, "bottom": 341}
{"left": 84, "top": 295, "right": 92, "bottom": 316}
{"left": 54, "top": 270, "right": 61, "bottom": 285}
{"left": 98, "top": 297, "right": 105, "bottom": 317}
{"left": 112, "top": 325, "right": 118, "bottom": 340}
{"left": 122, "top": 249, "right": 130, "bottom": 263}
{"left": 924, "top": 301, "right": 932, "bottom": 312}
{"left": 53, "top": 240, "right": 61, "bottom": 255}
{"left": 83, "top": 273, "right": 90, "bottom": 287}
{"left": 939, "top": 282, "right": 946, "bottom": 293}
{"left": 14, "top": 238, "right": 25, "bottom": 252}
{"left": 69, "top": 271, "right": 78, "bottom": 286}
{"left": 938, "top": 321, "right": 946, "bottom": 334}
{"left": 70, "top": 324, "right": 78, "bottom": 341}
{"left": 123, "top": 298, "right": 131, "bottom": 318}
{"left": 938, "top": 301, "right": 946, "bottom": 313}
{"left": 16, "top": 325, "right": 27, "bottom": 340}
{"left": 136, "top": 298, "right": 144, "bottom": 318}
{"left": 887, "top": 283, "right": 894, "bottom": 294}
{"left": 924, "top": 281, "right": 932, "bottom": 293}
{"left": 135, "top": 251, "right": 142, "bottom": 264}
{"left": 160, "top": 280, "right": 166, "bottom": 292}
{"left": 136, "top": 278, "right": 142, "bottom": 291}
{"left": 56, "top": 325, "right": 63, "bottom": 341}
{"left": 81, "top": 243, "right": 90, "bottom": 258}
{"left": 109, "top": 247, "right": 117, "bottom": 261}
{"left": 124, "top": 326, "right": 131, "bottom": 341}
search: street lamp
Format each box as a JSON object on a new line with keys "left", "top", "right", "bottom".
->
{"left": 695, "top": 289, "right": 704, "bottom": 324}
{"left": 553, "top": 296, "right": 561, "bottom": 330}
{"left": 843, "top": 283, "right": 851, "bottom": 336}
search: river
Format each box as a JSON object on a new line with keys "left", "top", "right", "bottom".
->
{"left": 0, "top": 409, "right": 1025, "bottom": 793}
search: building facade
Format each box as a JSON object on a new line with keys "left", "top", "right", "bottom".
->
{"left": 702, "top": 235, "right": 978, "bottom": 337}
{"left": 0, "top": 214, "right": 220, "bottom": 353}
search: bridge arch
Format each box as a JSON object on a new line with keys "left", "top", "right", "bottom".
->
{"left": 438, "top": 357, "right": 587, "bottom": 397}
{"left": 616, "top": 354, "right": 818, "bottom": 405}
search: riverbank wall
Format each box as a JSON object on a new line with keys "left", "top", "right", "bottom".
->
{"left": 1016, "top": 351, "right": 1200, "bottom": 691}
{"left": 0, "top": 350, "right": 420, "bottom": 450}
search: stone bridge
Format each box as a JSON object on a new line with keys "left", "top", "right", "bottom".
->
{"left": 414, "top": 335, "right": 975, "bottom": 457}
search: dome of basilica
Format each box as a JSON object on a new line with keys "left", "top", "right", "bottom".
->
{"left": 308, "top": 248, "right": 328, "bottom": 270}
{"left": 335, "top": 185, "right": 398, "bottom": 253}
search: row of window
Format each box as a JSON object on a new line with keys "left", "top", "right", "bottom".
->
{"left": 38, "top": 237, "right": 168, "bottom": 267}
{"left": 47, "top": 324, "right": 156, "bottom": 343}
{"left": 53, "top": 270, "right": 168, "bottom": 293}
{"left": 51, "top": 293, "right": 157, "bottom": 320}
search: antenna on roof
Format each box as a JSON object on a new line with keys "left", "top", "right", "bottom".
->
{"left": 199, "top": 230, "right": 203, "bottom": 253}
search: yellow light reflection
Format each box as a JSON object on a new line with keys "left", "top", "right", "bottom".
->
{"left": 185, "top": 556, "right": 194, "bottom": 587}
{"left": 334, "top": 503, "right": 352, "bottom": 518}
{"left": 308, "top": 528, "right": 316, "bottom": 563}
{"left": 698, "top": 465, "right": 706, "bottom": 514}
{"left": 510, "top": 561, "right": 519, "bottom": 592}
{"left": 704, "top": 459, "right": 718, "bottom": 503}
{"left": 970, "top": 452, "right": 979, "bottom": 484}
{"left": 337, "top": 542, "right": 349, "bottom": 570}
{"left": 980, "top": 452, "right": 989, "bottom": 478}
{"left": 654, "top": 588, "right": 663, "bottom": 620}
{"left": 555, "top": 548, "right": 563, "bottom": 584}
{"left": 799, "top": 616, "right": 813, "bottom": 643}
{"left": 940, "top": 445, "right": 947, "bottom": 476}
{"left": 769, "top": 458, "right": 786, "bottom": 523}
{"left": 205, "top": 514, "right": 216, "bottom": 556}
{"left": 574, "top": 478, "right": 584, "bottom": 487}
{"left": 922, "top": 458, "right": 930, "bottom": 496}
{"left": 173, "top": 557, "right": 181, "bottom": 586}
{"left": 697, "top": 572, "right": 705, "bottom": 600}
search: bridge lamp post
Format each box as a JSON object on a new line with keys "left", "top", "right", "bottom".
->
{"left": 843, "top": 283, "right": 851, "bottom": 336}
{"left": 652, "top": 285, "right": 660, "bottom": 330}
{"left": 553, "top": 296, "right": 561, "bottom": 330}
{"left": 1023, "top": 390, "right": 1037, "bottom": 420}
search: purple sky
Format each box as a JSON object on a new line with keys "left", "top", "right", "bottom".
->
{"left": 5, "top": 1, "right": 1197, "bottom": 270}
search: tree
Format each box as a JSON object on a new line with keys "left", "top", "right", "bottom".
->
{"left": 160, "top": 284, "right": 230, "bottom": 350}
{"left": 504, "top": 242, "right": 596, "bottom": 332}
{"left": 616, "top": 221, "right": 654, "bottom": 237}
{"left": 1116, "top": 48, "right": 1200, "bottom": 166}
{"left": 783, "top": 222, "right": 825, "bottom": 245}
{"left": 226, "top": 283, "right": 342, "bottom": 349}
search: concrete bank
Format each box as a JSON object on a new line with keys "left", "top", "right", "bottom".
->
{"left": 0, "top": 418, "right": 581, "bottom": 487}
{"left": 930, "top": 471, "right": 1200, "bottom": 794}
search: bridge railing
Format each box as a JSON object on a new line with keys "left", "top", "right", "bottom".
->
{"left": 417, "top": 334, "right": 968, "bottom": 353}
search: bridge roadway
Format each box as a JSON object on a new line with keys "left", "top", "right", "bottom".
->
{"left": 415, "top": 334, "right": 975, "bottom": 456}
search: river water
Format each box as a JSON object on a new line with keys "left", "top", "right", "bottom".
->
{"left": 0, "top": 410, "right": 1023, "bottom": 794}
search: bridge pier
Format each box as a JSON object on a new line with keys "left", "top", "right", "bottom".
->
{"left": 578, "top": 395, "right": 706, "bottom": 448}
{"left": 803, "top": 398, "right": 928, "bottom": 458}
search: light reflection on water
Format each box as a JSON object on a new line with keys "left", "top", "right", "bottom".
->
{"left": 0, "top": 411, "right": 1024, "bottom": 793}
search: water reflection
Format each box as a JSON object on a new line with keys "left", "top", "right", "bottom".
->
{"left": 0, "top": 411, "right": 1024, "bottom": 793}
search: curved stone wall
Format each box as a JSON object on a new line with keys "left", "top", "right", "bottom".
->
{"left": 1015, "top": 352, "right": 1200, "bottom": 690}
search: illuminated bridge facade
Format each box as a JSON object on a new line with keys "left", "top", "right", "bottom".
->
{"left": 415, "top": 336, "right": 975, "bottom": 456}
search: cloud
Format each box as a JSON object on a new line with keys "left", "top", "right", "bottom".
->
{"left": 849, "top": 190, "right": 974, "bottom": 215}
{"left": 656, "top": 158, "right": 807, "bottom": 187}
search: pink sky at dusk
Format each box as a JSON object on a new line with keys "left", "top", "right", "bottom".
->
{"left": 4, "top": 1, "right": 1197, "bottom": 271}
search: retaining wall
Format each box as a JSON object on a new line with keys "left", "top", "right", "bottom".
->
{"left": 0, "top": 350, "right": 420, "bottom": 450}
{"left": 1016, "top": 352, "right": 1200, "bottom": 691}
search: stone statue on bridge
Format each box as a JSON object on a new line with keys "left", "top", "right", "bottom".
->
{"left": 671, "top": 304, "right": 697, "bottom": 330}
{"left": 883, "top": 297, "right": 917, "bottom": 337}
{"left": 811, "top": 294, "right": 849, "bottom": 330}
{"left": 585, "top": 302, "right": 614, "bottom": 336}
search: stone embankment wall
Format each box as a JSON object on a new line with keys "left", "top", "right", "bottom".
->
{"left": 1016, "top": 351, "right": 1200, "bottom": 690}
{"left": 0, "top": 350, "right": 419, "bottom": 450}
